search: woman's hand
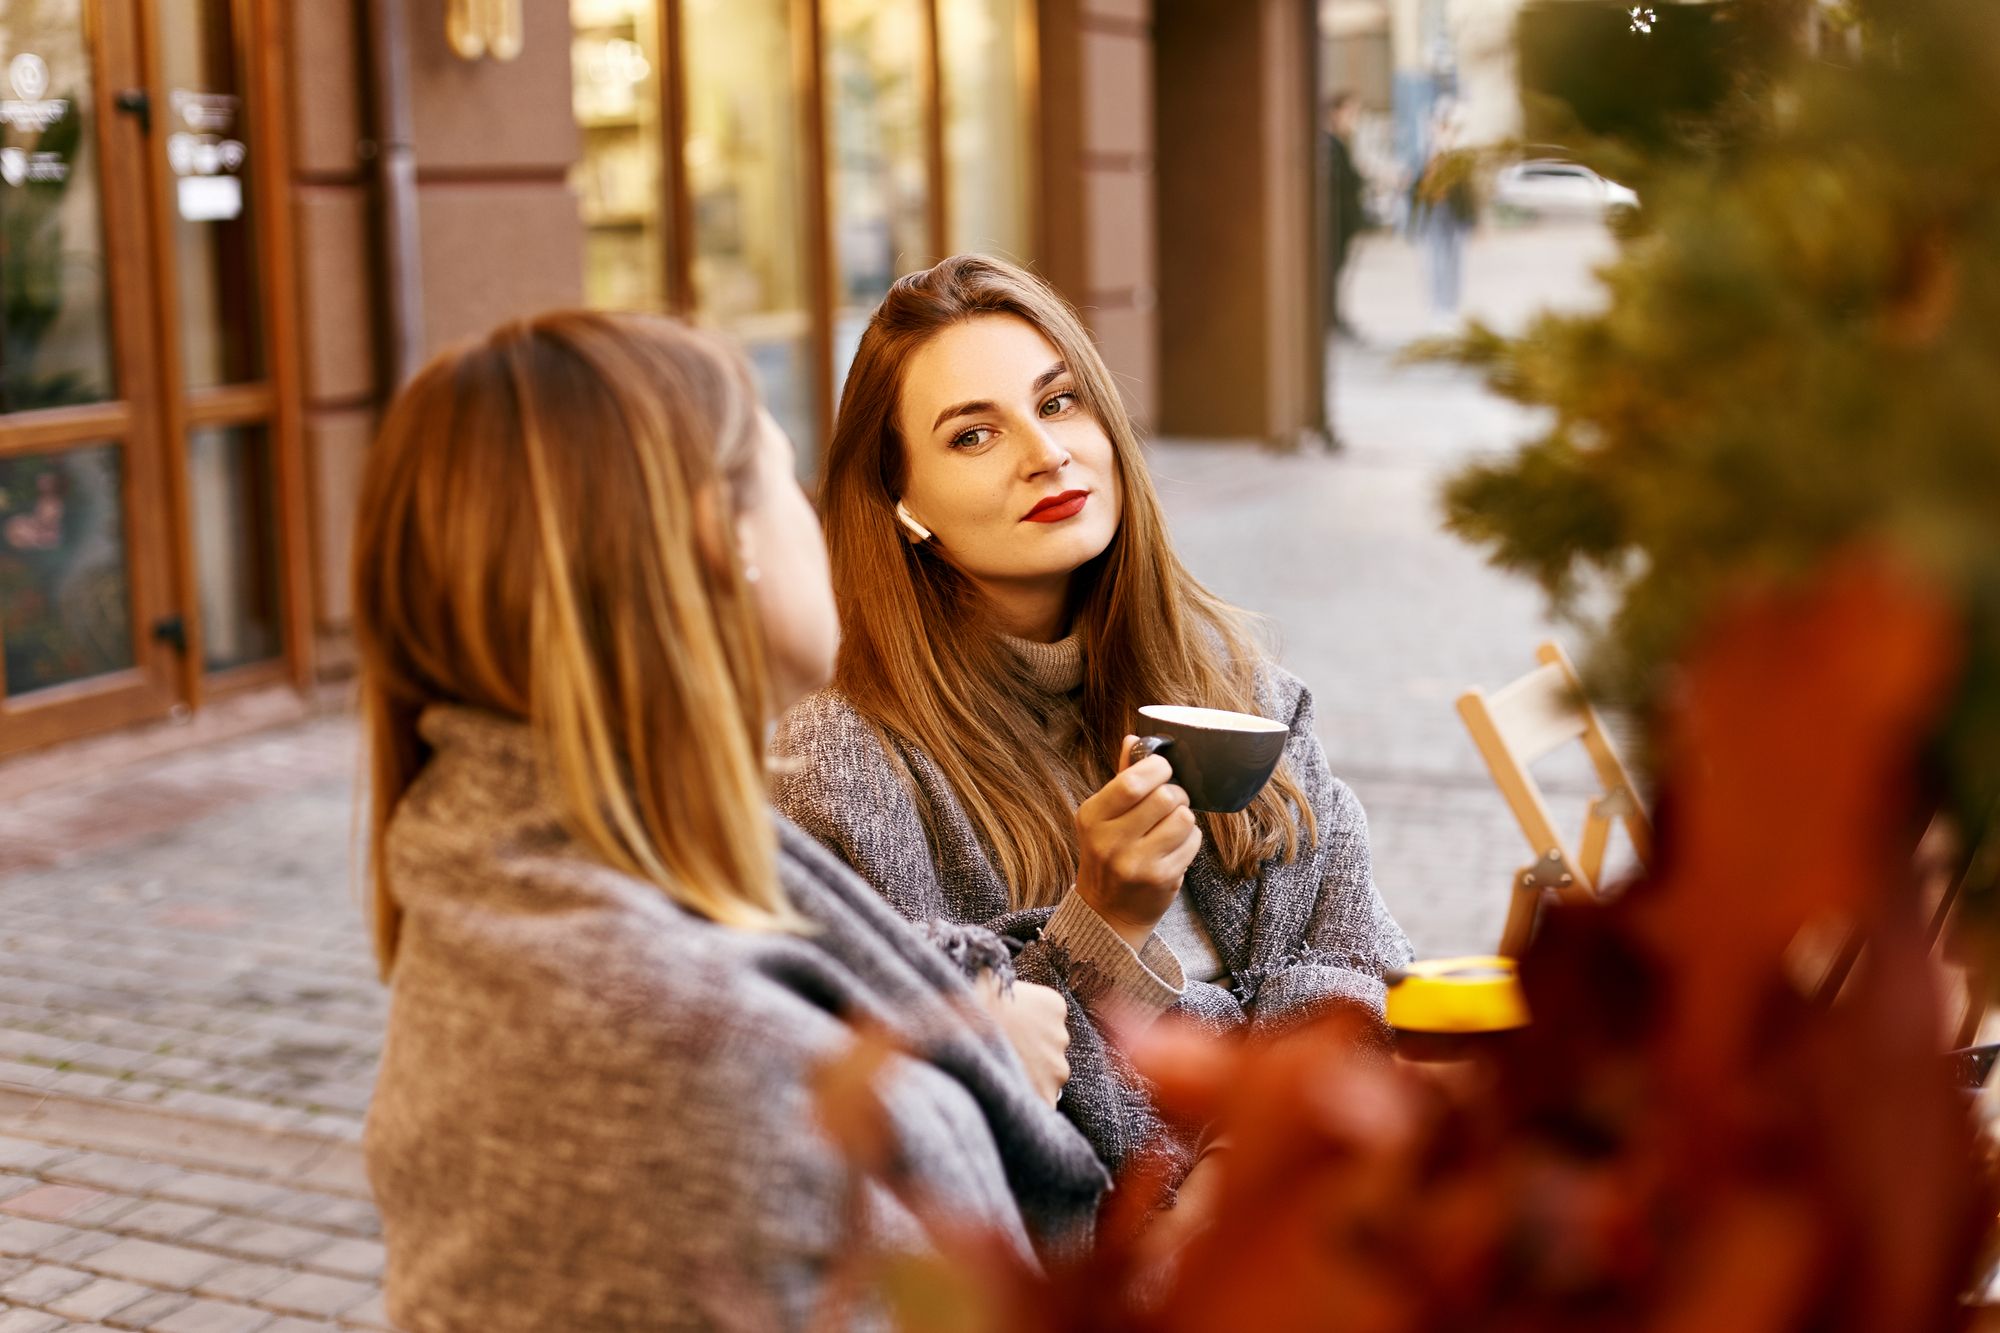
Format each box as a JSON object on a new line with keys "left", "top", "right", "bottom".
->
{"left": 974, "top": 973, "right": 1071, "bottom": 1107}
{"left": 1074, "top": 737, "right": 1203, "bottom": 952}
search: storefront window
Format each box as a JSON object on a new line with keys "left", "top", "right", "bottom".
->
{"left": 187, "top": 424, "right": 279, "bottom": 671}
{"left": 823, "top": 0, "right": 932, "bottom": 399}
{"left": 0, "top": 445, "right": 131, "bottom": 695}
{"left": 0, "top": 14, "right": 113, "bottom": 411}
{"left": 572, "top": 0, "right": 666, "bottom": 312}
{"left": 160, "top": 0, "right": 263, "bottom": 389}
{"left": 939, "top": 0, "right": 1030, "bottom": 263}
{"left": 683, "top": 0, "right": 817, "bottom": 467}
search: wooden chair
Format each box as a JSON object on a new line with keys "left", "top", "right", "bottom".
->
{"left": 1456, "top": 641, "right": 1654, "bottom": 956}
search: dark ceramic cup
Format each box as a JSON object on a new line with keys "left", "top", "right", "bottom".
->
{"left": 1129, "top": 704, "right": 1289, "bottom": 813}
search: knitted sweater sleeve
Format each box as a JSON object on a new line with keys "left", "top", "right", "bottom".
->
{"left": 1243, "top": 671, "right": 1416, "bottom": 1038}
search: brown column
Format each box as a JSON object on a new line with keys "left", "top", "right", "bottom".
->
{"left": 284, "top": 0, "right": 377, "bottom": 673}
{"left": 1038, "top": 0, "right": 1158, "bottom": 431}
{"left": 407, "top": 0, "right": 583, "bottom": 354}
{"left": 1155, "top": 0, "right": 1321, "bottom": 445}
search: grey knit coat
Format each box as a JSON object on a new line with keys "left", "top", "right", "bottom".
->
{"left": 365, "top": 707, "right": 1108, "bottom": 1333}
{"left": 770, "top": 654, "right": 1415, "bottom": 1181}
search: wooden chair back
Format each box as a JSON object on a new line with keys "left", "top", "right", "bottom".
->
{"left": 1456, "top": 641, "right": 1654, "bottom": 956}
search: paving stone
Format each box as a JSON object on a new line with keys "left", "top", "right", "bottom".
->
{"left": 62, "top": 1197, "right": 141, "bottom": 1230}
{"left": 145, "top": 1298, "right": 272, "bottom": 1333}
{"left": 190, "top": 1264, "right": 288, "bottom": 1304}
{"left": 46, "top": 1277, "right": 151, "bottom": 1321}
{"left": 0, "top": 1219, "right": 74, "bottom": 1259}
{"left": 296, "top": 1240, "right": 380, "bottom": 1283}
{"left": 261, "top": 1321, "right": 339, "bottom": 1333}
{"left": 253, "top": 1274, "right": 371, "bottom": 1320}
{"left": 77, "top": 1239, "right": 231, "bottom": 1288}
{"left": 248, "top": 1201, "right": 372, "bottom": 1240}
{"left": 145, "top": 1180, "right": 282, "bottom": 1215}
{"left": 330, "top": 1292, "right": 388, "bottom": 1331}
{"left": 0, "top": 1308, "right": 68, "bottom": 1333}
{"left": 104, "top": 1291, "right": 191, "bottom": 1328}
{"left": 0, "top": 1263, "right": 94, "bottom": 1303}
{"left": 41, "top": 1158, "right": 181, "bottom": 1198}
{"left": 0, "top": 1189, "right": 105, "bottom": 1223}
{"left": 33, "top": 1233, "right": 118, "bottom": 1268}
{"left": 103, "top": 1203, "right": 218, "bottom": 1243}
{"left": 0, "top": 1142, "right": 73, "bottom": 1175}
{"left": 181, "top": 1220, "right": 327, "bottom": 1266}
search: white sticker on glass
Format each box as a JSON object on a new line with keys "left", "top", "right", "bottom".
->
{"left": 0, "top": 53, "right": 67, "bottom": 131}
{"left": 178, "top": 173, "right": 242, "bottom": 221}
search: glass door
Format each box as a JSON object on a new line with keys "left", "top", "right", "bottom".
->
{"left": 155, "top": 0, "right": 289, "bottom": 688}
{"left": 0, "top": 0, "right": 183, "bottom": 753}
{"left": 0, "top": 0, "right": 299, "bottom": 756}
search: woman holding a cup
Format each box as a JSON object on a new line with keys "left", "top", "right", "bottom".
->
{"left": 772, "top": 256, "right": 1414, "bottom": 1224}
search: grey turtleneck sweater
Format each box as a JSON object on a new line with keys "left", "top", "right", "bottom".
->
{"left": 770, "top": 638, "right": 1414, "bottom": 1182}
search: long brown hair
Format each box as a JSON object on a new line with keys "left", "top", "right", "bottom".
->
{"left": 821, "top": 255, "right": 1315, "bottom": 908}
{"left": 353, "top": 311, "right": 795, "bottom": 976}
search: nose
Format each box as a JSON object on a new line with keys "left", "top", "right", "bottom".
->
{"left": 1021, "top": 420, "right": 1070, "bottom": 478}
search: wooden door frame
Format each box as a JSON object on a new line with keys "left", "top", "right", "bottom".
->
{"left": 0, "top": 0, "right": 184, "bottom": 755}
{"left": 133, "top": 0, "right": 310, "bottom": 710}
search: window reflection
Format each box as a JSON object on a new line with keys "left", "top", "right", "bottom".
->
{"left": 823, "top": 0, "right": 932, "bottom": 399}
{"left": 683, "top": 0, "right": 816, "bottom": 469}
{"left": 939, "top": 0, "right": 1030, "bottom": 263}
{"left": 188, "top": 424, "right": 280, "bottom": 671}
{"left": 160, "top": 0, "right": 262, "bottom": 388}
{"left": 0, "top": 18, "right": 113, "bottom": 411}
{"left": 572, "top": 0, "right": 666, "bottom": 313}
{"left": 0, "top": 445, "right": 132, "bottom": 695}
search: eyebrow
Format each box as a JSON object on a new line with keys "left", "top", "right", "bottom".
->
{"left": 929, "top": 360, "right": 1071, "bottom": 433}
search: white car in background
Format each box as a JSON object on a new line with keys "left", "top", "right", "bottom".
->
{"left": 1492, "top": 159, "right": 1639, "bottom": 218}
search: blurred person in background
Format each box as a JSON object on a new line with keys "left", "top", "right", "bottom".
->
{"left": 1413, "top": 97, "right": 1476, "bottom": 317}
{"left": 1325, "top": 91, "right": 1371, "bottom": 339}
{"left": 773, "top": 256, "right": 1413, "bottom": 1251}
{"left": 352, "top": 311, "right": 1106, "bottom": 1331}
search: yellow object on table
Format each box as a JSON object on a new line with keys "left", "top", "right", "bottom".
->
{"left": 1385, "top": 955, "right": 1531, "bottom": 1033}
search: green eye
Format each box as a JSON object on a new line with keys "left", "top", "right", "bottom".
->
{"left": 1041, "top": 392, "right": 1076, "bottom": 417}
{"left": 950, "top": 426, "right": 994, "bottom": 449}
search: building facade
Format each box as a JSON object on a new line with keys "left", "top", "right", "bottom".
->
{"left": 0, "top": 0, "right": 1327, "bottom": 757}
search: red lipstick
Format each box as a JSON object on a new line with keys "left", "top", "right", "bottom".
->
{"left": 1024, "top": 489, "right": 1088, "bottom": 523}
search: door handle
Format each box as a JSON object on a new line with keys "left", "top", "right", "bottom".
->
{"left": 113, "top": 89, "right": 150, "bottom": 134}
{"left": 152, "top": 614, "right": 185, "bottom": 655}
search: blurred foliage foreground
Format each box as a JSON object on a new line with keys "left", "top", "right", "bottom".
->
{"left": 1437, "top": 0, "right": 2000, "bottom": 933}
{"left": 818, "top": 564, "right": 1989, "bottom": 1330}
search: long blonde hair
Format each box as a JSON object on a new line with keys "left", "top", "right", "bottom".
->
{"left": 821, "top": 255, "right": 1315, "bottom": 908}
{"left": 353, "top": 311, "right": 793, "bottom": 976}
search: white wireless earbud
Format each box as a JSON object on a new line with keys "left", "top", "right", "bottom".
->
{"left": 895, "top": 500, "right": 933, "bottom": 543}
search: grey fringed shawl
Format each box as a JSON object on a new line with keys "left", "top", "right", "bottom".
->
{"left": 770, "top": 658, "right": 1415, "bottom": 1183}
{"left": 366, "top": 707, "right": 1107, "bottom": 1333}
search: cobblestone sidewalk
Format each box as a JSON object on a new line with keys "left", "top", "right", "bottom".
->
{"left": 0, "top": 1086, "right": 383, "bottom": 1332}
{"left": 0, "top": 718, "right": 377, "bottom": 1144}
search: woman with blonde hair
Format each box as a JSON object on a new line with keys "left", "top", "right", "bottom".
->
{"left": 773, "top": 255, "right": 1413, "bottom": 1198}
{"left": 353, "top": 310, "right": 1105, "bottom": 1331}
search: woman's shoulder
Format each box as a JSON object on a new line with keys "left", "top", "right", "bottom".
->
{"left": 1253, "top": 660, "right": 1314, "bottom": 731}
{"left": 773, "top": 687, "right": 894, "bottom": 767}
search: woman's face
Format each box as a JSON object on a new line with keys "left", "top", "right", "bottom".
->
{"left": 736, "top": 410, "right": 839, "bottom": 713}
{"left": 894, "top": 314, "right": 1122, "bottom": 625}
